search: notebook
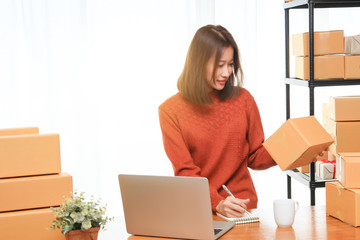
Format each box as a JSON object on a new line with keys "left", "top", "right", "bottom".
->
{"left": 118, "top": 174, "right": 235, "bottom": 239}
{"left": 216, "top": 211, "right": 260, "bottom": 224}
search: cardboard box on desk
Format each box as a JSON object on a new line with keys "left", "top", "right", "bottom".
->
{"left": 329, "top": 96, "right": 360, "bottom": 121}
{"left": 292, "top": 30, "right": 344, "bottom": 56}
{"left": 0, "top": 208, "right": 65, "bottom": 240}
{"left": 326, "top": 119, "right": 360, "bottom": 153}
{"left": 326, "top": 181, "right": 360, "bottom": 227}
{"left": 339, "top": 155, "right": 360, "bottom": 189}
{"left": 295, "top": 55, "right": 344, "bottom": 80}
{"left": 0, "top": 134, "right": 61, "bottom": 178}
{"left": 0, "top": 173, "right": 72, "bottom": 212}
{"left": 0, "top": 127, "right": 39, "bottom": 136}
{"left": 263, "top": 116, "right": 334, "bottom": 171}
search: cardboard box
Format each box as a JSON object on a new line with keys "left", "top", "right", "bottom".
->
{"left": 0, "top": 127, "right": 39, "bottom": 136}
{"left": 322, "top": 103, "right": 330, "bottom": 127}
{"left": 292, "top": 30, "right": 344, "bottom": 56}
{"left": 329, "top": 96, "right": 360, "bottom": 121}
{"left": 339, "top": 155, "right": 360, "bottom": 189}
{"left": 0, "top": 173, "right": 72, "bottom": 212}
{"left": 297, "top": 151, "right": 329, "bottom": 173}
{"left": 295, "top": 55, "right": 344, "bottom": 80}
{"left": 263, "top": 116, "right": 334, "bottom": 171}
{"left": 326, "top": 181, "right": 360, "bottom": 227}
{"left": 0, "top": 208, "right": 64, "bottom": 240}
{"left": 316, "top": 160, "right": 336, "bottom": 179}
{"left": 345, "top": 35, "right": 360, "bottom": 55}
{"left": 345, "top": 55, "right": 360, "bottom": 79}
{"left": 0, "top": 134, "right": 61, "bottom": 178}
{"left": 326, "top": 119, "right": 360, "bottom": 153}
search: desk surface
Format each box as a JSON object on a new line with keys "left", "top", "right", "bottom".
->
{"left": 99, "top": 205, "right": 360, "bottom": 240}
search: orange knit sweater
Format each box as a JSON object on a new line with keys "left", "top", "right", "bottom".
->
{"left": 158, "top": 88, "right": 276, "bottom": 212}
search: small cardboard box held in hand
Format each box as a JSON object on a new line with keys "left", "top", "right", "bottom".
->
{"left": 263, "top": 116, "right": 334, "bottom": 171}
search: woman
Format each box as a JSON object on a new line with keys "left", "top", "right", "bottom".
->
{"left": 158, "top": 25, "right": 276, "bottom": 218}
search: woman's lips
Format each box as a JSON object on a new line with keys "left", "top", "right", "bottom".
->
{"left": 217, "top": 80, "right": 227, "bottom": 85}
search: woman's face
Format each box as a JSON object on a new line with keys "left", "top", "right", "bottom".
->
{"left": 206, "top": 46, "right": 234, "bottom": 92}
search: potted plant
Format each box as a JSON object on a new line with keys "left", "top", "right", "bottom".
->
{"left": 48, "top": 191, "right": 113, "bottom": 240}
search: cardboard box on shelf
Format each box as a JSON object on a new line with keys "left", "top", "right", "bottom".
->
{"left": 345, "top": 35, "right": 360, "bottom": 55}
{"left": 345, "top": 55, "right": 360, "bottom": 79}
{"left": 0, "top": 208, "right": 65, "bottom": 240}
{"left": 263, "top": 116, "right": 334, "bottom": 171}
{"left": 0, "top": 127, "right": 39, "bottom": 136}
{"left": 326, "top": 119, "right": 360, "bottom": 153}
{"left": 0, "top": 173, "right": 72, "bottom": 212}
{"left": 295, "top": 55, "right": 344, "bottom": 80}
{"left": 329, "top": 96, "right": 360, "bottom": 121}
{"left": 292, "top": 30, "right": 344, "bottom": 56}
{"left": 322, "top": 103, "right": 330, "bottom": 127}
{"left": 316, "top": 160, "right": 336, "bottom": 180}
{"left": 339, "top": 155, "right": 360, "bottom": 189}
{"left": 0, "top": 134, "right": 61, "bottom": 178}
{"left": 326, "top": 181, "right": 360, "bottom": 227}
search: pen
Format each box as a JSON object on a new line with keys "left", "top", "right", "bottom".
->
{"left": 222, "top": 184, "right": 250, "bottom": 216}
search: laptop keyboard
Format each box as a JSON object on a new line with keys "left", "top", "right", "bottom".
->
{"left": 214, "top": 228, "right": 222, "bottom": 235}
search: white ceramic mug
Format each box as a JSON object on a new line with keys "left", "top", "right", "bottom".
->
{"left": 273, "top": 199, "right": 299, "bottom": 228}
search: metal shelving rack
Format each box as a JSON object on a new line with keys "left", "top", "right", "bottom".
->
{"left": 284, "top": 0, "right": 360, "bottom": 205}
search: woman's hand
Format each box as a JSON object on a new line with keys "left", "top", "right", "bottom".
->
{"left": 216, "top": 196, "right": 250, "bottom": 218}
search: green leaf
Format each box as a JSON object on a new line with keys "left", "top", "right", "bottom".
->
{"left": 61, "top": 224, "right": 74, "bottom": 235}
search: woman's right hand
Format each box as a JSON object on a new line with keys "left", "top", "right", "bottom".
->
{"left": 216, "top": 196, "right": 250, "bottom": 218}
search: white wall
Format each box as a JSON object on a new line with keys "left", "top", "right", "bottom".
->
{"left": 0, "top": 0, "right": 359, "bottom": 219}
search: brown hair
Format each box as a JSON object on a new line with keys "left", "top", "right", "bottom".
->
{"left": 177, "top": 25, "right": 243, "bottom": 104}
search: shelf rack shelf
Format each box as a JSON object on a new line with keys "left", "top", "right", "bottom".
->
{"left": 284, "top": 0, "right": 360, "bottom": 205}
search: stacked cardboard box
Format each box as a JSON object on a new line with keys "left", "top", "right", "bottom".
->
{"left": 322, "top": 96, "right": 360, "bottom": 227}
{"left": 0, "top": 127, "right": 72, "bottom": 240}
{"left": 344, "top": 35, "right": 360, "bottom": 79}
{"left": 293, "top": 30, "right": 345, "bottom": 80}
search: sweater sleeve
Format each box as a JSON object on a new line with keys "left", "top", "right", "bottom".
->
{"left": 158, "top": 106, "right": 224, "bottom": 212}
{"left": 246, "top": 93, "right": 277, "bottom": 170}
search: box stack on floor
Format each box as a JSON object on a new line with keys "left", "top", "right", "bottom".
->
{"left": 322, "top": 96, "right": 360, "bottom": 227}
{"left": 0, "top": 127, "right": 72, "bottom": 240}
{"left": 293, "top": 30, "right": 360, "bottom": 80}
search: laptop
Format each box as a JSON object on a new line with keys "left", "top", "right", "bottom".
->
{"left": 118, "top": 174, "right": 234, "bottom": 239}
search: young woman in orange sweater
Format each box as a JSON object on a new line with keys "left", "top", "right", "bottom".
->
{"left": 158, "top": 25, "right": 276, "bottom": 218}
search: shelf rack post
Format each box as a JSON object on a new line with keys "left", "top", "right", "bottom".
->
{"left": 308, "top": 1, "right": 316, "bottom": 206}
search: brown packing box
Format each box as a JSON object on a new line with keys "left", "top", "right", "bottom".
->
{"left": 345, "top": 55, "right": 360, "bottom": 79}
{"left": 0, "top": 127, "right": 39, "bottom": 136}
{"left": 0, "top": 208, "right": 64, "bottom": 240}
{"left": 0, "top": 134, "right": 61, "bottom": 178}
{"left": 339, "top": 155, "right": 360, "bottom": 189}
{"left": 0, "top": 173, "right": 72, "bottom": 212}
{"left": 329, "top": 96, "right": 360, "bottom": 121}
{"left": 326, "top": 119, "right": 360, "bottom": 153}
{"left": 292, "top": 30, "right": 344, "bottom": 57}
{"left": 297, "top": 151, "right": 328, "bottom": 173}
{"left": 322, "top": 103, "right": 330, "bottom": 128}
{"left": 263, "top": 116, "right": 334, "bottom": 171}
{"left": 295, "top": 55, "right": 344, "bottom": 80}
{"left": 326, "top": 181, "right": 360, "bottom": 227}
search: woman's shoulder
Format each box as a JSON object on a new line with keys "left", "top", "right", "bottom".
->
{"left": 234, "top": 87, "right": 254, "bottom": 102}
{"left": 159, "top": 92, "right": 186, "bottom": 113}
